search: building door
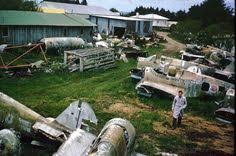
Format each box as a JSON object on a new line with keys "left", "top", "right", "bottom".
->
{"left": 114, "top": 27, "right": 125, "bottom": 38}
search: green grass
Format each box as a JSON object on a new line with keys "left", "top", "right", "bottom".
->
{"left": 168, "top": 33, "right": 187, "bottom": 44}
{"left": 0, "top": 46, "right": 223, "bottom": 155}
{"left": 143, "top": 44, "right": 165, "bottom": 56}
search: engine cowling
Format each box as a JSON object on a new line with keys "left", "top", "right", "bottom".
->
{"left": 89, "top": 118, "right": 136, "bottom": 156}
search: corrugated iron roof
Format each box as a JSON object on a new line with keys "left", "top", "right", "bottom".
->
{"left": 91, "top": 15, "right": 152, "bottom": 21}
{"left": 132, "top": 14, "right": 169, "bottom": 20}
{"left": 39, "top": 1, "right": 118, "bottom": 16}
{"left": 0, "top": 10, "right": 96, "bottom": 27}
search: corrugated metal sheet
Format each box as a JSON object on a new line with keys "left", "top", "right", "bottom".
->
{"left": 41, "top": 7, "right": 65, "bottom": 14}
{"left": 39, "top": 1, "right": 118, "bottom": 16}
{"left": 132, "top": 14, "right": 169, "bottom": 20}
{"left": 91, "top": 15, "right": 151, "bottom": 21}
{"left": 1, "top": 26, "right": 93, "bottom": 45}
{"left": 0, "top": 10, "right": 96, "bottom": 27}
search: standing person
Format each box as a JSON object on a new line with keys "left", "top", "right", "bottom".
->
{"left": 172, "top": 90, "right": 187, "bottom": 129}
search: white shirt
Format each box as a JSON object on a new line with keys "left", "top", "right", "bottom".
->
{"left": 172, "top": 95, "right": 187, "bottom": 118}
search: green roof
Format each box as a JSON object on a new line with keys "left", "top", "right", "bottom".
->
{"left": 0, "top": 10, "right": 96, "bottom": 27}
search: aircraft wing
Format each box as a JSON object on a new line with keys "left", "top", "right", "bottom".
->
{"left": 138, "top": 81, "right": 184, "bottom": 97}
{"left": 139, "top": 80, "right": 202, "bottom": 97}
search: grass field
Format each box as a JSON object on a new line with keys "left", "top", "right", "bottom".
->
{"left": 0, "top": 44, "right": 234, "bottom": 155}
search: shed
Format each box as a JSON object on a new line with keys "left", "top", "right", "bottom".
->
{"left": 38, "top": 1, "right": 153, "bottom": 37}
{"left": 132, "top": 13, "right": 170, "bottom": 29}
{"left": 0, "top": 10, "right": 96, "bottom": 45}
{"left": 90, "top": 15, "right": 153, "bottom": 37}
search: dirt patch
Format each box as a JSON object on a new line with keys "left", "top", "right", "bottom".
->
{"left": 185, "top": 129, "right": 218, "bottom": 142}
{"left": 182, "top": 150, "right": 234, "bottom": 156}
{"left": 107, "top": 102, "right": 140, "bottom": 116}
{"left": 153, "top": 111, "right": 234, "bottom": 154}
{"left": 156, "top": 31, "right": 186, "bottom": 53}
{"left": 104, "top": 101, "right": 153, "bottom": 118}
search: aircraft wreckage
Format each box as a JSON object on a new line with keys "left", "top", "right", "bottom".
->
{"left": 130, "top": 55, "right": 234, "bottom": 97}
{"left": 0, "top": 92, "right": 142, "bottom": 156}
{"left": 131, "top": 55, "right": 234, "bottom": 84}
{"left": 215, "top": 88, "right": 235, "bottom": 124}
{"left": 135, "top": 66, "right": 234, "bottom": 98}
{"left": 130, "top": 54, "right": 235, "bottom": 123}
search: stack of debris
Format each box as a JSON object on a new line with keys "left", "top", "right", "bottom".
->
{"left": 116, "top": 38, "right": 147, "bottom": 59}
{"left": 150, "top": 31, "right": 167, "bottom": 43}
{"left": 181, "top": 44, "right": 234, "bottom": 66}
{"left": 93, "top": 33, "right": 166, "bottom": 61}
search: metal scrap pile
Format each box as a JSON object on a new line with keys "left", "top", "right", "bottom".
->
{"left": 130, "top": 44, "right": 235, "bottom": 124}
{"left": 92, "top": 33, "right": 148, "bottom": 60}
{"left": 92, "top": 33, "right": 168, "bottom": 62}
{"left": 149, "top": 31, "right": 167, "bottom": 43}
{"left": 181, "top": 44, "right": 234, "bottom": 69}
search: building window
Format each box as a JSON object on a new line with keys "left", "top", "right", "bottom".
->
{"left": 2, "top": 26, "right": 9, "bottom": 37}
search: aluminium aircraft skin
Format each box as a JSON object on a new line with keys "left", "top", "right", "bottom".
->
{"left": 135, "top": 66, "right": 234, "bottom": 98}
{"left": 132, "top": 55, "right": 234, "bottom": 81}
{"left": 0, "top": 92, "right": 142, "bottom": 156}
{"left": 131, "top": 55, "right": 214, "bottom": 81}
{"left": 0, "top": 92, "right": 97, "bottom": 143}
{"left": 131, "top": 55, "right": 234, "bottom": 96}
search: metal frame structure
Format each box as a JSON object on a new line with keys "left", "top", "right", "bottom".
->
{"left": 0, "top": 43, "right": 47, "bottom": 69}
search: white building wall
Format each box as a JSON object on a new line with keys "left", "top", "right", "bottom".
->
{"left": 90, "top": 16, "right": 126, "bottom": 35}
{"left": 153, "top": 19, "right": 169, "bottom": 28}
{"left": 90, "top": 16, "right": 152, "bottom": 36}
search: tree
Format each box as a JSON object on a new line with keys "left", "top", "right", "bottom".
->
{"left": 175, "top": 10, "right": 187, "bottom": 21}
{"left": 81, "top": 0, "right": 87, "bottom": 5}
{"left": 20, "top": 1, "right": 38, "bottom": 11}
{"left": 0, "top": 0, "right": 37, "bottom": 11}
{"left": 110, "top": 8, "right": 119, "bottom": 12}
{"left": 188, "top": 0, "right": 234, "bottom": 26}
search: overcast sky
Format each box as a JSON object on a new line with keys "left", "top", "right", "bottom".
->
{"left": 86, "top": 0, "right": 235, "bottom": 12}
